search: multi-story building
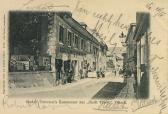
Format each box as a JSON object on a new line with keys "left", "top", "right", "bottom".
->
{"left": 125, "top": 12, "right": 150, "bottom": 98}
{"left": 134, "top": 12, "right": 150, "bottom": 98}
{"left": 9, "top": 12, "right": 108, "bottom": 86}
{"left": 125, "top": 23, "right": 136, "bottom": 76}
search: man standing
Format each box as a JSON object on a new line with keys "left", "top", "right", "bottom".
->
{"left": 79, "top": 69, "right": 83, "bottom": 79}
{"left": 55, "top": 60, "right": 62, "bottom": 86}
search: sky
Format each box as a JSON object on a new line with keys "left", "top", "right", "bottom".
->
{"left": 68, "top": 0, "right": 168, "bottom": 48}
{"left": 70, "top": 0, "right": 142, "bottom": 47}
{"left": 2, "top": 0, "right": 167, "bottom": 48}
{"left": 1, "top": 0, "right": 168, "bottom": 48}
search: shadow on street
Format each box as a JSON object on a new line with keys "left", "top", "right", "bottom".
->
{"left": 92, "top": 82, "right": 126, "bottom": 99}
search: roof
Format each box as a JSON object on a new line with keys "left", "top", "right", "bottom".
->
{"left": 133, "top": 12, "right": 150, "bottom": 41}
{"left": 108, "top": 47, "right": 126, "bottom": 54}
{"left": 87, "top": 26, "right": 108, "bottom": 50}
{"left": 57, "top": 12, "right": 100, "bottom": 45}
{"left": 125, "top": 23, "right": 136, "bottom": 43}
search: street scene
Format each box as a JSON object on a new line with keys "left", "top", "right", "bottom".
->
{"left": 10, "top": 71, "right": 134, "bottom": 98}
{"left": 9, "top": 11, "right": 149, "bottom": 99}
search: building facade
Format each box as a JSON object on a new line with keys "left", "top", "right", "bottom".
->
{"left": 125, "top": 23, "right": 137, "bottom": 76}
{"left": 106, "top": 47, "right": 125, "bottom": 75}
{"left": 9, "top": 12, "right": 108, "bottom": 86}
{"left": 125, "top": 12, "right": 150, "bottom": 98}
{"left": 134, "top": 12, "right": 150, "bottom": 98}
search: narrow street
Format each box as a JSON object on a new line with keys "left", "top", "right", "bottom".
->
{"left": 8, "top": 11, "right": 137, "bottom": 100}
{"left": 9, "top": 71, "right": 135, "bottom": 99}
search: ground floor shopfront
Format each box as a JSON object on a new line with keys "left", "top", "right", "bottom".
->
{"left": 9, "top": 48, "right": 102, "bottom": 87}
{"left": 54, "top": 47, "right": 99, "bottom": 85}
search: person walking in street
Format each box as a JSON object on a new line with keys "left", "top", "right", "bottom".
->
{"left": 101, "top": 68, "right": 105, "bottom": 78}
{"left": 79, "top": 69, "right": 83, "bottom": 79}
{"left": 55, "top": 60, "right": 62, "bottom": 86}
{"left": 131, "top": 67, "right": 134, "bottom": 78}
{"left": 96, "top": 69, "right": 100, "bottom": 79}
{"left": 114, "top": 70, "right": 116, "bottom": 76}
{"left": 61, "top": 63, "right": 66, "bottom": 85}
{"left": 67, "top": 69, "right": 72, "bottom": 83}
{"left": 55, "top": 69, "right": 61, "bottom": 86}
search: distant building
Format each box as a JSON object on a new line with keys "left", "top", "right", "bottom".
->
{"left": 106, "top": 47, "right": 125, "bottom": 75}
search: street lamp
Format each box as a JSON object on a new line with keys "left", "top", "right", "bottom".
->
{"left": 119, "top": 32, "right": 126, "bottom": 38}
{"left": 119, "top": 32, "right": 127, "bottom": 47}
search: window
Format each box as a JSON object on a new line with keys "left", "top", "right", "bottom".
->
{"left": 67, "top": 31, "right": 72, "bottom": 46}
{"left": 74, "top": 35, "right": 78, "bottom": 48}
{"left": 78, "top": 38, "right": 81, "bottom": 49}
{"left": 59, "top": 25, "right": 64, "bottom": 43}
{"left": 90, "top": 43, "right": 92, "bottom": 52}
{"left": 93, "top": 46, "right": 98, "bottom": 55}
{"left": 81, "top": 39, "right": 86, "bottom": 50}
{"left": 9, "top": 55, "right": 51, "bottom": 71}
{"left": 87, "top": 41, "right": 90, "bottom": 52}
{"left": 84, "top": 40, "right": 86, "bottom": 50}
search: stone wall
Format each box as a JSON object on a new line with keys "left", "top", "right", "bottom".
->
{"left": 9, "top": 71, "right": 55, "bottom": 88}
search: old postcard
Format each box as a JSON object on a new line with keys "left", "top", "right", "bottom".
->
{"left": 0, "top": 0, "right": 168, "bottom": 114}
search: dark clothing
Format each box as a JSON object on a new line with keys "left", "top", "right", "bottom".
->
{"left": 56, "top": 71, "right": 61, "bottom": 80}
{"left": 67, "top": 70, "right": 72, "bottom": 83}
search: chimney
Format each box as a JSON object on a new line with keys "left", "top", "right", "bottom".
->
{"left": 57, "top": 11, "right": 72, "bottom": 18}
{"left": 80, "top": 22, "right": 87, "bottom": 29}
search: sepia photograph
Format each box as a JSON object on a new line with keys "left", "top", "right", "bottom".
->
{"left": 0, "top": 0, "right": 168, "bottom": 114}
{"left": 8, "top": 11, "right": 149, "bottom": 99}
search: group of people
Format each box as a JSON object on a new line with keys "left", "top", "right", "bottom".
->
{"left": 79, "top": 68, "right": 88, "bottom": 79}
{"left": 55, "top": 60, "right": 107, "bottom": 86}
{"left": 55, "top": 60, "right": 75, "bottom": 86}
{"left": 96, "top": 68, "right": 105, "bottom": 78}
{"left": 55, "top": 67, "right": 74, "bottom": 86}
{"left": 55, "top": 60, "right": 91, "bottom": 86}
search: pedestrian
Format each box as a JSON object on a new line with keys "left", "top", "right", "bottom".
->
{"left": 79, "top": 69, "right": 83, "bottom": 79}
{"left": 67, "top": 69, "right": 72, "bottom": 83}
{"left": 131, "top": 68, "right": 134, "bottom": 78}
{"left": 55, "top": 60, "right": 62, "bottom": 86}
{"left": 114, "top": 70, "right": 116, "bottom": 76}
{"left": 101, "top": 70, "right": 105, "bottom": 78}
{"left": 96, "top": 69, "right": 100, "bottom": 79}
{"left": 55, "top": 69, "right": 61, "bottom": 86}
{"left": 61, "top": 64, "right": 66, "bottom": 85}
